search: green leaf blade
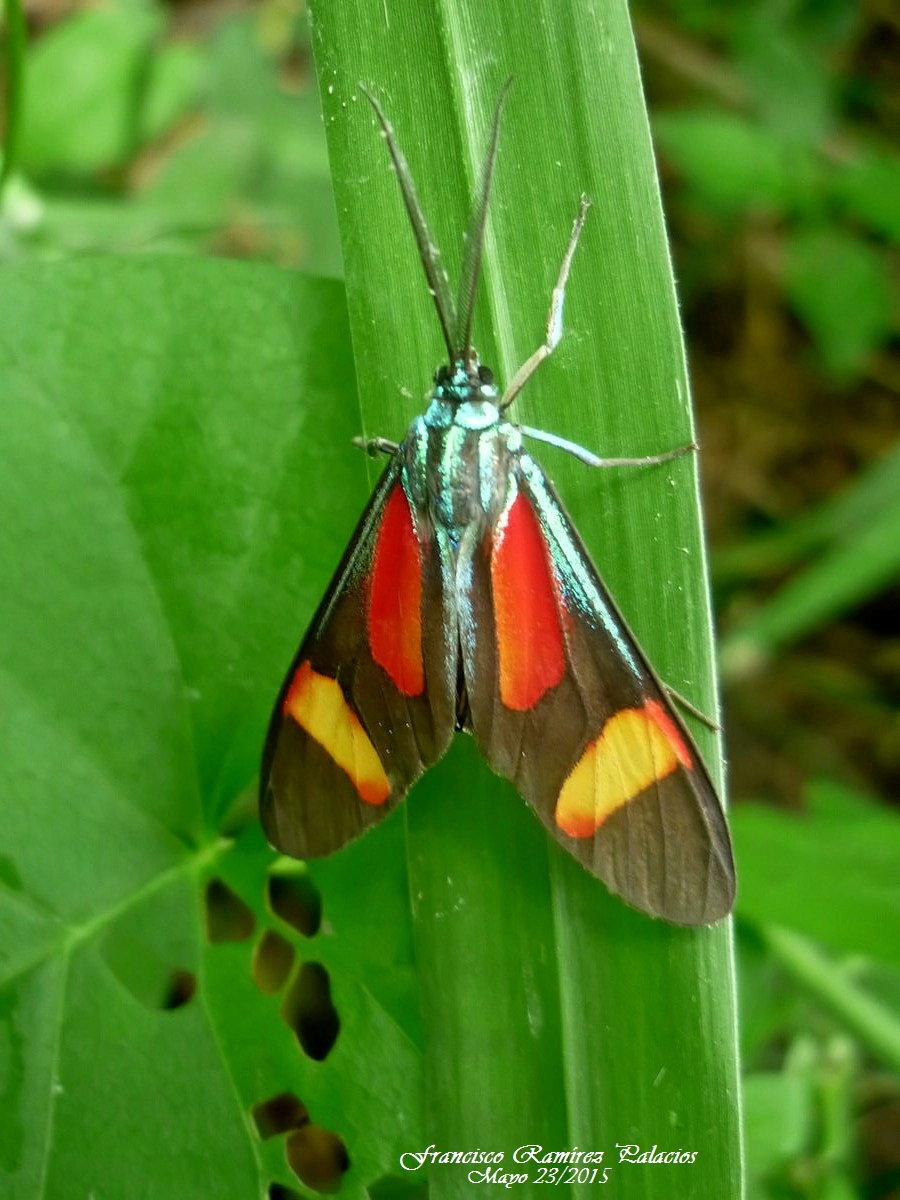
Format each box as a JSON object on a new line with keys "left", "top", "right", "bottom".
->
{"left": 308, "top": 1, "right": 741, "bottom": 1195}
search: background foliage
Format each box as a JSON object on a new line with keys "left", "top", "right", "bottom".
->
{"left": 1, "top": 0, "right": 898, "bottom": 1198}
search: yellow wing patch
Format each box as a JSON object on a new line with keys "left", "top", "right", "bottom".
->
{"left": 556, "top": 701, "right": 692, "bottom": 837}
{"left": 283, "top": 662, "right": 390, "bottom": 806}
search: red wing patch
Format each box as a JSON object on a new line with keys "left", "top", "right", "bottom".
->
{"left": 283, "top": 662, "right": 390, "bottom": 805}
{"left": 555, "top": 702, "right": 691, "bottom": 837}
{"left": 368, "top": 484, "right": 424, "bottom": 696}
{"left": 490, "top": 491, "right": 566, "bottom": 710}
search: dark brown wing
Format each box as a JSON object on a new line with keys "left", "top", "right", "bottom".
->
{"left": 461, "top": 457, "right": 735, "bottom": 925}
{"left": 260, "top": 459, "right": 456, "bottom": 859}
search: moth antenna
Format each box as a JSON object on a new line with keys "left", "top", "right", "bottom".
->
{"left": 453, "top": 78, "right": 513, "bottom": 363}
{"left": 360, "top": 85, "right": 457, "bottom": 362}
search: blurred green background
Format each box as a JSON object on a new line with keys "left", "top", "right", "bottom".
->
{"left": 1, "top": 1, "right": 898, "bottom": 1198}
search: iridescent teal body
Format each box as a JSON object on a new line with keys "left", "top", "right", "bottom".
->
{"left": 398, "top": 357, "right": 640, "bottom": 680}
{"left": 406, "top": 359, "right": 510, "bottom": 535}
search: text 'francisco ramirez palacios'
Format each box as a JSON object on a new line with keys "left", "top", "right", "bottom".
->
{"left": 399, "top": 1143, "right": 699, "bottom": 1185}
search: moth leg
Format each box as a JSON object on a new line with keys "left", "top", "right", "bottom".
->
{"left": 520, "top": 428, "right": 697, "bottom": 469}
{"left": 353, "top": 435, "right": 400, "bottom": 458}
{"left": 665, "top": 685, "right": 720, "bottom": 732}
{"left": 500, "top": 196, "right": 591, "bottom": 411}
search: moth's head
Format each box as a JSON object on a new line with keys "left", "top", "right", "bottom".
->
{"left": 433, "top": 358, "right": 499, "bottom": 405}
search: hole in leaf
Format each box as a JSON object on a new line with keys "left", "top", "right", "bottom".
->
{"left": 281, "top": 962, "right": 339, "bottom": 1060}
{"left": 268, "top": 872, "right": 322, "bottom": 937}
{"left": 161, "top": 969, "right": 196, "bottom": 1009}
{"left": 252, "top": 930, "right": 296, "bottom": 995}
{"left": 101, "top": 925, "right": 196, "bottom": 1012}
{"left": 205, "top": 878, "right": 256, "bottom": 943}
{"left": 252, "top": 1091, "right": 309, "bottom": 1140}
{"left": 269, "top": 1186, "right": 305, "bottom": 1200}
{"left": 286, "top": 1124, "right": 349, "bottom": 1193}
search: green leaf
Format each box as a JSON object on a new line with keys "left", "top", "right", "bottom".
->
{"left": 743, "top": 1071, "right": 813, "bottom": 1179}
{"left": 714, "top": 440, "right": 900, "bottom": 585}
{"left": 309, "top": 0, "right": 740, "bottom": 1194}
{"left": 133, "top": 16, "right": 339, "bottom": 272}
{"left": 720, "top": 448, "right": 900, "bottom": 678}
{"left": 0, "top": 258, "right": 423, "bottom": 1196}
{"left": 835, "top": 152, "right": 900, "bottom": 242}
{"left": 784, "top": 227, "right": 893, "bottom": 377}
{"left": 14, "top": 12, "right": 340, "bottom": 270}
{"left": 743, "top": 1036, "right": 859, "bottom": 1200}
{"left": 19, "top": 5, "right": 162, "bottom": 174}
{"left": 733, "top": 781, "right": 900, "bottom": 969}
{"left": 760, "top": 928, "right": 900, "bottom": 1073}
{"left": 139, "top": 41, "right": 204, "bottom": 145}
{"left": 654, "top": 110, "right": 792, "bottom": 217}
{"left": 733, "top": 17, "right": 836, "bottom": 145}
{"left": 737, "top": 934, "right": 807, "bottom": 1065}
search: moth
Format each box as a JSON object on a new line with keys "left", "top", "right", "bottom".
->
{"left": 260, "top": 86, "right": 735, "bottom": 925}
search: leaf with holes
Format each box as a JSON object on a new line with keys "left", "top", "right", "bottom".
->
{"left": 0, "top": 258, "right": 422, "bottom": 1198}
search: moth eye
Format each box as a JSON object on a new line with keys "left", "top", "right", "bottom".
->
{"left": 478, "top": 365, "right": 494, "bottom": 385}
{"left": 434, "top": 365, "right": 450, "bottom": 385}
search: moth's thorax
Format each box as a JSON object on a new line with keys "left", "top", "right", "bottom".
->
{"left": 404, "top": 362, "right": 521, "bottom": 536}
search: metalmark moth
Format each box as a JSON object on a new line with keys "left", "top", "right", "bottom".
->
{"left": 260, "top": 86, "right": 735, "bottom": 925}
